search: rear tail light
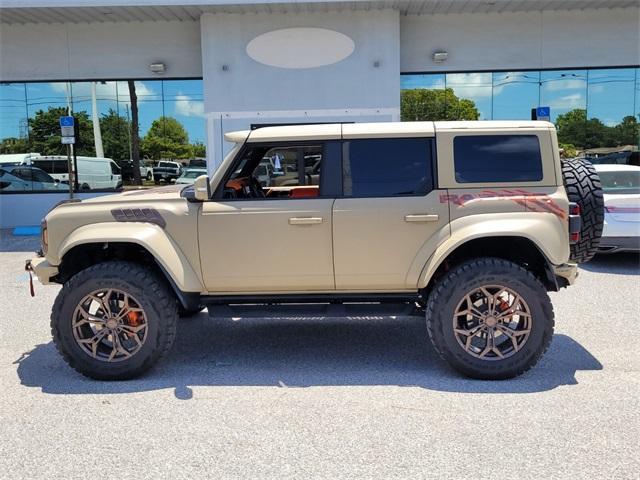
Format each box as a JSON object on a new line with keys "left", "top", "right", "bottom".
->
{"left": 569, "top": 203, "right": 580, "bottom": 216}
{"left": 568, "top": 202, "right": 581, "bottom": 244}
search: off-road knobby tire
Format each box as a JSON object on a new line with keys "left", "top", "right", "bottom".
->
{"left": 426, "top": 258, "right": 554, "bottom": 380}
{"left": 51, "top": 261, "right": 178, "bottom": 380}
{"left": 561, "top": 158, "right": 604, "bottom": 263}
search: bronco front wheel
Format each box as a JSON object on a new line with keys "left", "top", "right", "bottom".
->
{"left": 426, "top": 258, "right": 554, "bottom": 379}
{"left": 51, "top": 261, "right": 178, "bottom": 380}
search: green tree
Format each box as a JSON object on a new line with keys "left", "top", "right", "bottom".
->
{"left": 401, "top": 88, "right": 479, "bottom": 122}
{"left": 614, "top": 115, "right": 640, "bottom": 147}
{"left": 141, "top": 116, "right": 191, "bottom": 160}
{"left": 555, "top": 109, "right": 639, "bottom": 149}
{"left": 28, "top": 107, "right": 95, "bottom": 157}
{"left": 0, "top": 137, "right": 29, "bottom": 154}
{"left": 100, "top": 109, "right": 131, "bottom": 162}
{"left": 191, "top": 142, "right": 206, "bottom": 158}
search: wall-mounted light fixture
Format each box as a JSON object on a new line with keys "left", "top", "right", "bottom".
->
{"left": 373, "top": 60, "right": 381, "bottom": 68}
{"left": 221, "top": 64, "right": 230, "bottom": 72}
{"left": 432, "top": 51, "right": 448, "bottom": 63}
{"left": 148, "top": 62, "right": 166, "bottom": 74}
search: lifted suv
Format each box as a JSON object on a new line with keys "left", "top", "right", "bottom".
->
{"left": 27, "top": 121, "right": 604, "bottom": 380}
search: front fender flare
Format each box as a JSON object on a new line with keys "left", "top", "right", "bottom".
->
{"left": 57, "top": 222, "right": 203, "bottom": 293}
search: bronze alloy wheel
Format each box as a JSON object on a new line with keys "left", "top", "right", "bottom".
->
{"left": 452, "top": 285, "right": 532, "bottom": 361}
{"left": 72, "top": 288, "right": 148, "bottom": 362}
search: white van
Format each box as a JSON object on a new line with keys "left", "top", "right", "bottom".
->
{"left": 29, "top": 156, "right": 122, "bottom": 190}
{"left": 0, "top": 153, "right": 41, "bottom": 165}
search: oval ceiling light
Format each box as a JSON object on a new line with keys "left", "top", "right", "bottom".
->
{"left": 246, "top": 27, "right": 355, "bottom": 69}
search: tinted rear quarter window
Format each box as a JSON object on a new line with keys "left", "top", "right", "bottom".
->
{"left": 343, "top": 138, "right": 433, "bottom": 197}
{"left": 453, "top": 135, "right": 543, "bottom": 183}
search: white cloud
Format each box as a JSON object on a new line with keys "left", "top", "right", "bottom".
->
{"left": 542, "top": 78, "right": 586, "bottom": 92}
{"left": 50, "top": 80, "right": 157, "bottom": 106}
{"left": 551, "top": 93, "right": 584, "bottom": 109}
{"left": 174, "top": 93, "right": 204, "bottom": 117}
{"left": 446, "top": 72, "right": 493, "bottom": 99}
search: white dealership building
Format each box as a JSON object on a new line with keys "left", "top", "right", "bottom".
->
{"left": 0, "top": 0, "right": 639, "bottom": 227}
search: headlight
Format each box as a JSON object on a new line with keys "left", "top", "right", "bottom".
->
{"left": 40, "top": 218, "right": 48, "bottom": 254}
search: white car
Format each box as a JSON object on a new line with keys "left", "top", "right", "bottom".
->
{"left": 0, "top": 165, "right": 64, "bottom": 191}
{"left": 175, "top": 168, "right": 207, "bottom": 185}
{"left": 594, "top": 164, "right": 640, "bottom": 253}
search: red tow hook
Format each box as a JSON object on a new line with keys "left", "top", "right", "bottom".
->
{"left": 25, "top": 260, "right": 35, "bottom": 297}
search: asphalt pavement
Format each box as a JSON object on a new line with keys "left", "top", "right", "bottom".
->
{"left": 1, "top": 235, "right": 639, "bottom": 479}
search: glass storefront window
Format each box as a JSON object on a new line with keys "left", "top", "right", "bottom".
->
{"left": 401, "top": 66, "right": 639, "bottom": 160}
{"left": 446, "top": 72, "right": 492, "bottom": 120}
{"left": 0, "top": 79, "right": 207, "bottom": 193}
{"left": 492, "top": 71, "right": 540, "bottom": 120}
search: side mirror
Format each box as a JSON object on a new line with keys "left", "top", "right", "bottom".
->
{"left": 194, "top": 175, "right": 211, "bottom": 201}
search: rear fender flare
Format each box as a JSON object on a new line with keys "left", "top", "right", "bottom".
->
{"left": 417, "top": 213, "right": 569, "bottom": 289}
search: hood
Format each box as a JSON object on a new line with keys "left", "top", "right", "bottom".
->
{"left": 80, "top": 184, "right": 185, "bottom": 204}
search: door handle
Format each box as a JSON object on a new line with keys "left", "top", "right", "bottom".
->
{"left": 289, "top": 216, "right": 323, "bottom": 225}
{"left": 405, "top": 214, "right": 439, "bottom": 223}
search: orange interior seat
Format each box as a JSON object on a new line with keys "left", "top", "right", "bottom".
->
{"left": 289, "top": 186, "right": 319, "bottom": 198}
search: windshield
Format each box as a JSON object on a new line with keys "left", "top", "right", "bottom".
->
{"left": 182, "top": 170, "right": 205, "bottom": 179}
{"left": 598, "top": 171, "right": 640, "bottom": 195}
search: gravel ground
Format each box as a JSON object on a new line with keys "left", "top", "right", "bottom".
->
{"left": 1, "top": 236, "right": 639, "bottom": 479}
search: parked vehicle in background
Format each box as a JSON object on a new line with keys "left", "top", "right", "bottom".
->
{"left": 28, "top": 121, "right": 606, "bottom": 382}
{"left": 0, "top": 165, "right": 64, "bottom": 191}
{"left": 30, "top": 156, "right": 122, "bottom": 190}
{"left": 153, "top": 161, "right": 183, "bottom": 184}
{"left": 586, "top": 147, "right": 639, "bottom": 167}
{"left": 594, "top": 164, "right": 640, "bottom": 253}
{"left": 118, "top": 160, "right": 153, "bottom": 182}
{"left": 188, "top": 159, "right": 206, "bottom": 169}
{"left": 0, "top": 153, "right": 40, "bottom": 166}
{"left": 175, "top": 168, "right": 207, "bottom": 185}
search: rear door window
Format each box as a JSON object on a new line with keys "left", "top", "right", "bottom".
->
{"left": 342, "top": 138, "right": 434, "bottom": 197}
{"left": 453, "top": 135, "right": 543, "bottom": 183}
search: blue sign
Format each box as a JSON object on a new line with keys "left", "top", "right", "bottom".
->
{"left": 59, "top": 116, "right": 75, "bottom": 127}
{"left": 536, "top": 106, "right": 550, "bottom": 120}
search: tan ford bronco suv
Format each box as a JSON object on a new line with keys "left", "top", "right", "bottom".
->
{"left": 27, "top": 121, "right": 604, "bottom": 380}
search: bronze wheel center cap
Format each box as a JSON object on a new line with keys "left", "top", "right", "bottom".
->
{"left": 485, "top": 316, "right": 497, "bottom": 328}
{"left": 106, "top": 318, "right": 118, "bottom": 330}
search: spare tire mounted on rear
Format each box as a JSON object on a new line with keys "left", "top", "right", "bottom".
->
{"left": 561, "top": 158, "right": 605, "bottom": 263}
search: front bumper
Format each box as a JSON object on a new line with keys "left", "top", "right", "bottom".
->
{"left": 25, "top": 257, "right": 59, "bottom": 285}
{"left": 553, "top": 262, "right": 579, "bottom": 287}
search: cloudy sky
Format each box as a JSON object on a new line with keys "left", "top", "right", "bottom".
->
{"left": 1, "top": 68, "right": 638, "bottom": 150}
{"left": 0, "top": 79, "right": 205, "bottom": 146}
{"left": 400, "top": 68, "right": 638, "bottom": 124}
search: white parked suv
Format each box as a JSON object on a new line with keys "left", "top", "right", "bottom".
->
{"left": 594, "top": 164, "right": 640, "bottom": 253}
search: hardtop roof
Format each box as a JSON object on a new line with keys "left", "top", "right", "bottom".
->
{"left": 223, "top": 120, "right": 554, "bottom": 144}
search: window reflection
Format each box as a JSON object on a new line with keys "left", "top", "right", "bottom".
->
{"left": 492, "top": 72, "right": 540, "bottom": 120}
{"left": 446, "top": 72, "right": 492, "bottom": 120}
{"left": 401, "top": 67, "right": 639, "bottom": 161}
{"left": 0, "top": 79, "right": 207, "bottom": 192}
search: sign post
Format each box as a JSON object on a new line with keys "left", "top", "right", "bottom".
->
{"left": 531, "top": 106, "right": 551, "bottom": 122}
{"left": 59, "top": 116, "right": 76, "bottom": 199}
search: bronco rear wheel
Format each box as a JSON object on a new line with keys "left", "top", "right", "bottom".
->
{"left": 51, "top": 261, "right": 178, "bottom": 380}
{"left": 561, "top": 158, "right": 604, "bottom": 263}
{"left": 426, "top": 258, "right": 554, "bottom": 380}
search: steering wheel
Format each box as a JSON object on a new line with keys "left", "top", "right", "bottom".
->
{"left": 249, "top": 176, "right": 266, "bottom": 198}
